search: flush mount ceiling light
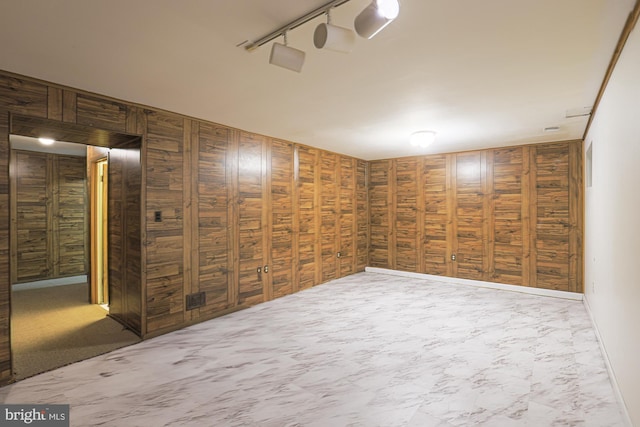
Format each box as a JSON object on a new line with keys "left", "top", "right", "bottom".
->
{"left": 38, "top": 137, "right": 55, "bottom": 145}
{"left": 354, "top": 0, "right": 400, "bottom": 39}
{"left": 269, "top": 32, "right": 306, "bottom": 72}
{"left": 410, "top": 131, "right": 436, "bottom": 148}
{"left": 314, "top": 9, "right": 356, "bottom": 53}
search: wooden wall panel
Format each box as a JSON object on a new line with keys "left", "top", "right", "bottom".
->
{"left": 145, "top": 111, "right": 185, "bottom": 332}
{"left": 108, "top": 149, "right": 125, "bottom": 321}
{"left": 320, "top": 152, "right": 339, "bottom": 282}
{"left": 196, "top": 123, "right": 232, "bottom": 314}
{"left": 355, "top": 159, "right": 369, "bottom": 271}
{"left": 0, "top": 112, "right": 9, "bottom": 382}
{"left": 395, "top": 158, "right": 419, "bottom": 272}
{"left": 56, "top": 155, "right": 88, "bottom": 276}
{"left": 368, "top": 141, "right": 583, "bottom": 293}
{"left": 270, "top": 139, "right": 295, "bottom": 298}
{"left": 534, "top": 143, "right": 571, "bottom": 291}
{"left": 12, "top": 151, "right": 48, "bottom": 282}
{"left": 0, "top": 75, "right": 47, "bottom": 118}
{"left": 107, "top": 146, "right": 143, "bottom": 332}
{"left": 339, "top": 157, "right": 356, "bottom": 277}
{"left": 455, "top": 152, "right": 485, "bottom": 281}
{"left": 123, "top": 148, "right": 142, "bottom": 332}
{"left": 492, "top": 147, "right": 524, "bottom": 285}
{"left": 77, "top": 95, "right": 127, "bottom": 133}
{"left": 297, "top": 146, "right": 320, "bottom": 290}
{"left": 11, "top": 152, "right": 87, "bottom": 282}
{"left": 237, "top": 132, "right": 267, "bottom": 306}
{"left": 423, "top": 155, "right": 448, "bottom": 275}
{"left": 368, "top": 160, "right": 391, "bottom": 268}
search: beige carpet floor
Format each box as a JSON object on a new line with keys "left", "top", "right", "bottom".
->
{"left": 11, "top": 283, "right": 141, "bottom": 380}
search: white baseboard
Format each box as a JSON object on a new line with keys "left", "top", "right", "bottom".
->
{"left": 12, "top": 275, "right": 87, "bottom": 291}
{"left": 364, "top": 267, "right": 583, "bottom": 301}
{"left": 583, "top": 295, "right": 632, "bottom": 427}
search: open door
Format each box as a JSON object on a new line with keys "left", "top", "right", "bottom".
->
{"left": 91, "top": 158, "right": 109, "bottom": 306}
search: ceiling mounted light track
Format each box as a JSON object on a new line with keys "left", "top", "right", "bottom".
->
{"left": 244, "top": 0, "right": 400, "bottom": 71}
{"left": 245, "top": 0, "right": 353, "bottom": 52}
{"left": 354, "top": 0, "right": 400, "bottom": 39}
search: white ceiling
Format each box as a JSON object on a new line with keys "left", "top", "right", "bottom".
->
{"left": 0, "top": 0, "right": 634, "bottom": 160}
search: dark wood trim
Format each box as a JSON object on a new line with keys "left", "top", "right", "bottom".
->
{"left": 583, "top": 1, "right": 640, "bottom": 139}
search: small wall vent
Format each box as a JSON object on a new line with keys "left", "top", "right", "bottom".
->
{"left": 186, "top": 292, "right": 206, "bottom": 310}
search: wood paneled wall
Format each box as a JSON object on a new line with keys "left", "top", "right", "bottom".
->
{"left": 9, "top": 151, "right": 87, "bottom": 283}
{"left": 369, "top": 141, "right": 583, "bottom": 292}
{"left": 0, "top": 70, "right": 584, "bottom": 386}
{"left": 0, "top": 71, "right": 369, "bottom": 383}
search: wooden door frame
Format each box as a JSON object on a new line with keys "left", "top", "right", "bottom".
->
{"left": 90, "top": 157, "right": 109, "bottom": 305}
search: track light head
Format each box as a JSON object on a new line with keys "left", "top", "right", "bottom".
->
{"left": 269, "top": 42, "right": 306, "bottom": 72}
{"left": 314, "top": 23, "right": 356, "bottom": 53}
{"left": 354, "top": 0, "right": 400, "bottom": 39}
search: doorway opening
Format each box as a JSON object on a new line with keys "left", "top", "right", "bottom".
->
{"left": 8, "top": 115, "right": 143, "bottom": 380}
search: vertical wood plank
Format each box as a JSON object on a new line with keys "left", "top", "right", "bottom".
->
{"left": 190, "top": 122, "right": 200, "bottom": 306}
{"left": 47, "top": 155, "right": 56, "bottom": 277}
{"left": 62, "top": 90, "right": 77, "bottom": 123}
{"left": 394, "top": 158, "right": 419, "bottom": 272}
{"left": 446, "top": 154, "right": 457, "bottom": 277}
{"left": 228, "top": 130, "right": 239, "bottom": 307}
{"left": 297, "top": 146, "right": 319, "bottom": 289}
{"left": 482, "top": 150, "right": 495, "bottom": 281}
{"left": 338, "top": 157, "right": 358, "bottom": 277}
{"left": 292, "top": 145, "right": 300, "bottom": 293}
{"left": 529, "top": 145, "right": 538, "bottom": 288}
{"left": 416, "top": 157, "right": 425, "bottom": 273}
{"left": 313, "top": 148, "right": 322, "bottom": 285}
{"left": 521, "top": 146, "right": 531, "bottom": 287}
{"left": 356, "top": 159, "right": 369, "bottom": 271}
{"left": 534, "top": 143, "right": 570, "bottom": 291}
{"left": 262, "top": 137, "right": 272, "bottom": 301}
{"left": 197, "top": 123, "right": 231, "bottom": 315}
{"left": 47, "top": 87, "right": 63, "bottom": 121}
{"left": 270, "top": 140, "right": 295, "bottom": 298}
{"left": 182, "top": 119, "right": 193, "bottom": 321}
{"left": 423, "top": 155, "right": 448, "bottom": 275}
{"left": 368, "top": 161, "right": 390, "bottom": 268}
{"left": 137, "top": 111, "right": 148, "bottom": 336}
{"left": 320, "top": 152, "right": 338, "bottom": 282}
{"left": 388, "top": 160, "right": 397, "bottom": 269}
{"left": 0, "top": 114, "right": 10, "bottom": 381}
{"left": 569, "top": 140, "right": 584, "bottom": 293}
{"left": 9, "top": 151, "right": 17, "bottom": 285}
{"left": 237, "top": 132, "right": 266, "bottom": 306}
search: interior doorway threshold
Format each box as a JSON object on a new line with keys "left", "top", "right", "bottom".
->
{"left": 12, "top": 275, "right": 88, "bottom": 292}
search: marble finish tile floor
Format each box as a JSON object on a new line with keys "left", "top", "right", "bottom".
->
{"left": 0, "top": 272, "right": 626, "bottom": 426}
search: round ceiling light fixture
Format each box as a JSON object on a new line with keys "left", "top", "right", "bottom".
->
{"left": 410, "top": 131, "right": 437, "bottom": 148}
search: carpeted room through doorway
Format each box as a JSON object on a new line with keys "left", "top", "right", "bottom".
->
{"left": 11, "top": 282, "right": 140, "bottom": 380}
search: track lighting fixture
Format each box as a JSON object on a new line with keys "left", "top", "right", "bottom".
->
{"left": 314, "top": 10, "right": 356, "bottom": 53}
{"left": 269, "top": 32, "right": 306, "bottom": 73}
{"left": 244, "top": 0, "right": 401, "bottom": 71}
{"left": 354, "top": 0, "right": 400, "bottom": 39}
